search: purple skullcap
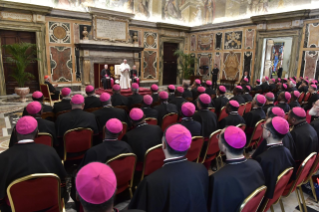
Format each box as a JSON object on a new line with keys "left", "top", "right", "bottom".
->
{"left": 129, "top": 108, "right": 144, "bottom": 121}
{"left": 256, "top": 94, "right": 266, "bottom": 105}
{"left": 277, "top": 82, "right": 282, "bottom": 86}
{"left": 151, "top": 84, "right": 158, "bottom": 91}
{"left": 236, "top": 85, "right": 242, "bottom": 90}
{"left": 177, "top": 86, "right": 184, "bottom": 93}
{"left": 61, "top": 88, "right": 71, "bottom": 96}
{"left": 300, "top": 76, "right": 303, "bottom": 80}
{"left": 283, "top": 78, "right": 287, "bottom": 81}
{"left": 271, "top": 107, "right": 285, "bottom": 118}
{"left": 106, "top": 118, "right": 123, "bottom": 134}
{"left": 244, "top": 78, "right": 249, "bottom": 82}
{"left": 168, "top": 84, "right": 175, "bottom": 90}
{"left": 256, "top": 79, "right": 261, "bottom": 83}
{"left": 282, "top": 84, "right": 287, "bottom": 89}
{"left": 199, "top": 93, "right": 211, "bottom": 105}
{"left": 292, "top": 107, "right": 306, "bottom": 118}
{"left": 229, "top": 100, "right": 239, "bottom": 108}
{"left": 265, "top": 76, "right": 269, "bottom": 80}
{"left": 85, "top": 85, "right": 94, "bottom": 93}
{"left": 143, "top": 95, "right": 153, "bottom": 105}
{"left": 195, "top": 79, "right": 201, "bottom": 85}
{"left": 278, "top": 78, "right": 281, "bottom": 82}
{"left": 132, "top": 83, "right": 139, "bottom": 89}
{"left": 76, "top": 162, "right": 117, "bottom": 204}
{"left": 219, "top": 85, "right": 226, "bottom": 93}
{"left": 271, "top": 78, "right": 275, "bottom": 82}
{"left": 71, "top": 94, "right": 84, "bottom": 104}
{"left": 285, "top": 92, "right": 291, "bottom": 101}
{"left": 293, "top": 90, "right": 300, "bottom": 98}
{"left": 304, "top": 80, "right": 309, "bottom": 85}
{"left": 113, "top": 84, "right": 121, "bottom": 91}
{"left": 265, "top": 92, "right": 275, "bottom": 99}
{"left": 32, "top": 91, "right": 43, "bottom": 99}
{"left": 311, "top": 84, "right": 317, "bottom": 90}
{"left": 206, "top": 80, "right": 212, "bottom": 86}
{"left": 16, "top": 116, "right": 37, "bottom": 135}
{"left": 197, "top": 86, "right": 206, "bottom": 93}
{"left": 159, "top": 91, "right": 168, "bottom": 100}
{"left": 291, "top": 79, "right": 296, "bottom": 84}
{"left": 165, "top": 124, "right": 192, "bottom": 151}
{"left": 246, "top": 85, "right": 251, "bottom": 91}
{"left": 181, "top": 102, "right": 195, "bottom": 117}
{"left": 272, "top": 116, "right": 289, "bottom": 135}
{"left": 100, "top": 93, "right": 110, "bottom": 102}
{"left": 26, "top": 101, "right": 42, "bottom": 115}
{"left": 224, "top": 126, "right": 246, "bottom": 149}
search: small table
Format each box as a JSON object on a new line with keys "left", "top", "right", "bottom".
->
{"left": 219, "top": 79, "right": 237, "bottom": 91}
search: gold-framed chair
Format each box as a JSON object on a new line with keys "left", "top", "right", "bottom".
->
{"left": 34, "top": 132, "right": 53, "bottom": 147}
{"left": 40, "top": 84, "right": 60, "bottom": 106}
{"left": 236, "top": 123, "right": 246, "bottom": 131}
{"left": 145, "top": 117, "right": 158, "bottom": 125}
{"left": 218, "top": 106, "right": 228, "bottom": 122}
{"left": 84, "top": 107, "right": 102, "bottom": 113}
{"left": 302, "top": 152, "right": 319, "bottom": 203}
{"left": 106, "top": 153, "right": 137, "bottom": 198}
{"left": 201, "top": 129, "right": 222, "bottom": 169}
{"left": 186, "top": 136, "right": 205, "bottom": 163}
{"left": 245, "top": 119, "right": 265, "bottom": 150}
{"left": 161, "top": 113, "right": 178, "bottom": 132}
{"left": 238, "top": 104, "right": 246, "bottom": 116}
{"left": 239, "top": 185, "right": 267, "bottom": 212}
{"left": 7, "top": 173, "right": 64, "bottom": 212}
{"left": 63, "top": 127, "right": 93, "bottom": 162}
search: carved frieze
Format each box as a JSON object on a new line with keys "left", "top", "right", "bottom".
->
{"left": 0, "top": 11, "right": 32, "bottom": 22}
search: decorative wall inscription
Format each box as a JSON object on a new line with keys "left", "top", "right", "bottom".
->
{"left": 0, "top": 12, "right": 32, "bottom": 22}
{"left": 95, "top": 18, "right": 127, "bottom": 41}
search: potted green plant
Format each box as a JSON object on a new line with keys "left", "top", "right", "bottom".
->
{"left": 174, "top": 49, "right": 195, "bottom": 84}
{"left": 2, "top": 43, "right": 39, "bottom": 102}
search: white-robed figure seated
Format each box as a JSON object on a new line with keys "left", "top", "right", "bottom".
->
{"left": 119, "top": 59, "right": 131, "bottom": 89}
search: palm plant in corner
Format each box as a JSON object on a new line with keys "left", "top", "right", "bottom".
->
{"left": 174, "top": 49, "right": 195, "bottom": 85}
{"left": 2, "top": 42, "right": 40, "bottom": 102}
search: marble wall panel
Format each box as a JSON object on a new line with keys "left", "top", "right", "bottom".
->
{"left": 50, "top": 46, "right": 73, "bottom": 82}
{"left": 222, "top": 52, "right": 241, "bottom": 80}
{"left": 215, "top": 33, "right": 222, "bottom": 50}
{"left": 245, "top": 29, "right": 254, "bottom": 49}
{"left": 214, "top": 52, "right": 221, "bottom": 69}
{"left": 49, "top": 21, "right": 71, "bottom": 44}
{"left": 243, "top": 51, "right": 252, "bottom": 75}
{"left": 143, "top": 51, "right": 157, "bottom": 79}
{"left": 197, "top": 53, "right": 212, "bottom": 80}
{"left": 307, "top": 23, "right": 319, "bottom": 48}
{"left": 303, "top": 51, "right": 319, "bottom": 79}
{"left": 224, "top": 31, "right": 242, "bottom": 49}
{"left": 144, "top": 32, "right": 158, "bottom": 49}
{"left": 190, "top": 35, "right": 196, "bottom": 51}
{"left": 197, "top": 33, "right": 214, "bottom": 51}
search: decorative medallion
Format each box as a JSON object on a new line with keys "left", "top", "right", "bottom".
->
{"left": 49, "top": 22, "right": 71, "bottom": 44}
{"left": 224, "top": 31, "right": 242, "bottom": 49}
{"left": 144, "top": 32, "right": 157, "bottom": 49}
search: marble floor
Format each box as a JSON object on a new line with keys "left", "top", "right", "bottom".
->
{"left": 1, "top": 92, "right": 319, "bottom": 212}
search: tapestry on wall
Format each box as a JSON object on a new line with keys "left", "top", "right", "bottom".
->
{"left": 197, "top": 53, "right": 212, "bottom": 80}
{"left": 222, "top": 51, "right": 241, "bottom": 81}
{"left": 224, "top": 31, "right": 242, "bottom": 49}
{"left": 143, "top": 51, "right": 157, "bottom": 79}
{"left": 197, "top": 34, "right": 214, "bottom": 51}
{"left": 49, "top": 22, "right": 71, "bottom": 44}
{"left": 50, "top": 46, "right": 73, "bottom": 82}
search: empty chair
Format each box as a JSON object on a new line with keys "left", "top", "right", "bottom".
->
{"left": 239, "top": 185, "right": 267, "bottom": 212}
{"left": 145, "top": 117, "right": 158, "bottom": 125}
{"left": 186, "top": 136, "right": 204, "bottom": 163}
{"left": 34, "top": 133, "right": 53, "bottom": 147}
{"left": 161, "top": 113, "right": 178, "bottom": 131}
{"left": 7, "top": 173, "right": 64, "bottom": 212}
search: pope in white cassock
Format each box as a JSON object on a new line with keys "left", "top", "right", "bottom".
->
{"left": 119, "top": 59, "right": 131, "bottom": 89}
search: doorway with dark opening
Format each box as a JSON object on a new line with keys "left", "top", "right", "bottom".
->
{"left": 163, "top": 42, "right": 178, "bottom": 85}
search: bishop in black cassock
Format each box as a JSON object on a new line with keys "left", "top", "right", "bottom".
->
{"left": 205, "top": 80, "right": 216, "bottom": 97}
{"left": 84, "top": 85, "right": 102, "bottom": 110}
{"left": 111, "top": 85, "right": 129, "bottom": 107}
{"left": 151, "top": 84, "right": 160, "bottom": 103}
{"left": 154, "top": 91, "right": 178, "bottom": 126}
{"left": 242, "top": 85, "right": 252, "bottom": 103}
{"left": 129, "top": 124, "right": 208, "bottom": 212}
{"left": 128, "top": 83, "right": 143, "bottom": 108}
{"left": 182, "top": 83, "right": 193, "bottom": 100}
{"left": 101, "top": 64, "right": 112, "bottom": 89}
{"left": 219, "top": 100, "right": 245, "bottom": 129}
{"left": 213, "top": 85, "right": 229, "bottom": 114}
{"left": 180, "top": 102, "right": 201, "bottom": 136}
{"left": 289, "top": 90, "right": 301, "bottom": 109}
{"left": 277, "top": 92, "right": 291, "bottom": 113}
{"left": 208, "top": 126, "right": 265, "bottom": 212}
{"left": 22, "top": 91, "right": 52, "bottom": 117}
{"left": 53, "top": 87, "right": 72, "bottom": 115}
{"left": 304, "top": 85, "right": 319, "bottom": 111}
{"left": 230, "top": 86, "right": 245, "bottom": 104}
{"left": 44, "top": 75, "right": 60, "bottom": 100}
{"left": 263, "top": 92, "right": 275, "bottom": 114}
{"left": 141, "top": 95, "right": 158, "bottom": 119}
{"left": 169, "top": 86, "right": 187, "bottom": 114}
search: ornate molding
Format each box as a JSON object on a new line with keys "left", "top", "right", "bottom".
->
{"left": 157, "top": 22, "right": 190, "bottom": 32}
{"left": 0, "top": 1, "right": 52, "bottom": 15}
{"left": 130, "top": 20, "right": 157, "bottom": 28}
{"left": 87, "top": 7, "right": 134, "bottom": 19}
{"left": 49, "top": 9, "right": 91, "bottom": 20}
{"left": 251, "top": 10, "right": 310, "bottom": 24}
{"left": 191, "top": 18, "right": 253, "bottom": 32}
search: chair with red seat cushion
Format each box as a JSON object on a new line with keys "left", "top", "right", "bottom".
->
{"left": 302, "top": 152, "right": 319, "bottom": 202}
{"left": 208, "top": 107, "right": 215, "bottom": 113}
{"left": 161, "top": 113, "right": 178, "bottom": 131}
{"left": 107, "top": 153, "right": 137, "bottom": 198}
{"left": 236, "top": 123, "right": 246, "bottom": 131}
{"left": 303, "top": 92, "right": 311, "bottom": 103}
{"left": 41, "top": 112, "right": 55, "bottom": 121}
{"left": 259, "top": 167, "right": 294, "bottom": 212}
{"left": 218, "top": 106, "right": 228, "bottom": 122}
{"left": 140, "top": 144, "right": 165, "bottom": 182}
{"left": 239, "top": 185, "right": 267, "bottom": 212}
{"left": 145, "top": 117, "right": 158, "bottom": 125}
{"left": 186, "top": 136, "right": 204, "bottom": 163}
{"left": 280, "top": 152, "right": 317, "bottom": 212}
{"left": 238, "top": 104, "right": 246, "bottom": 116}
{"left": 245, "top": 119, "right": 265, "bottom": 150}
{"left": 118, "top": 122, "right": 127, "bottom": 140}
{"left": 40, "top": 84, "right": 60, "bottom": 106}
{"left": 200, "top": 129, "right": 222, "bottom": 169}
{"left": 244, "top": 102, "right": 252, "bottom": 114}
{"left": 298, "top": 92, "right": 305, "bottom": 104}
{"left": 63, "top": 128, "right": 93, "bottom": 162}
{"left": 34, "top": 133, "right": 53, "bottom": 147}
{"left": 306, "top": 110, "right": 312, "bottom": 124}
{"left": 7, "top": 173, "right": 64, "bottom": 212}
{"left": 84, "top": 107, "right": 102, "bottom": 113}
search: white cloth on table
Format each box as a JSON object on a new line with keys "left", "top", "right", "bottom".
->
{"left": 119, "top": 63, "right": 131, "bottom": 89}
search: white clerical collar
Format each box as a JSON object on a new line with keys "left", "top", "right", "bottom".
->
{"left": 18, "top": 139, "right": 34, "bottom": 144}
{"left": 164, "top": 156, "right": 184, "bottom": 162}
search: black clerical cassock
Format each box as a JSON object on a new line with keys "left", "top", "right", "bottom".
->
{"left": 254, "top": 145, "right": 295, "bottom": 199}
{"left": 122, "top": 123, "right": 163, "bottom": 162}
{"left": 230, "top": 95, "right": 245, "bottom": 104}
{"left": 111, "top": 93, "right": 129, "bottom": 107}
{"left": 169, "top": 97, "right": 187, "bottom": 114}
{"left": 213, "top": 96, "right": 229, "bottom": 114}
{"left": 277, "top": 102, "right": 290, "bottom": 113}
{"left": 244, "top": 108, "right": 266, "bottom": 135}
{"left": 154, "top": 103, "right": 178, "bottom": 126}
{"left": 243, "top": 93, "right": 252, "bottom": 102}
{"left": 289, "top": 100, "right": 300, "bottom": 109}
{"left": 45, "top": 81, "right": 60, "bottom": 100}
{"left": 128, "top": 93, "right": 143, "bottom": 108}
{"left": 101, "top": 68, "right": 112, "bottom": 89}
{"left": 93, "top": 107, "right": 129, "bottom": 133}
{"left": 180, "top": 118, "right": 201, "bottom": 137}
{"left": 9, "top": 117, "right": 57, "bottom": 148}
{"left": 219, "top": 112, "right": 245, "bottom": 129}
{"left": 193, "top": 110, "right": 218, "bottom": 138}
{"left": 53, "top": 99, "right": 72, "bottom": 114}
{"left": 84, "top": 96, "right": 102, "bottom": 110}
{"left": 141, "top": 106, "right": 158, "bottom": 119}
{"left": 182, "top": 89, "right": 193, "bottom": 99}
{"left": 304, "top": 93, "right": 319, "bottom": 111}
{"left": 129, "top": 158, "right": 209, "bottom": 212}
{"left": 208, "top": 158, "right": 265, "bottom": 211}
{"left": 22, "top": 103, "right": 52, "bottom": 116}
{"left": 263, "top": 103, "right": 274, "bottom": 114}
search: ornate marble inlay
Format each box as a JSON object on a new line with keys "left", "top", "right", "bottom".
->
{"left": 144, "top": 32, "right": 158, "bottom": 49}
{"left": 49, "top": 22, "right": 71, "bottom": 44}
